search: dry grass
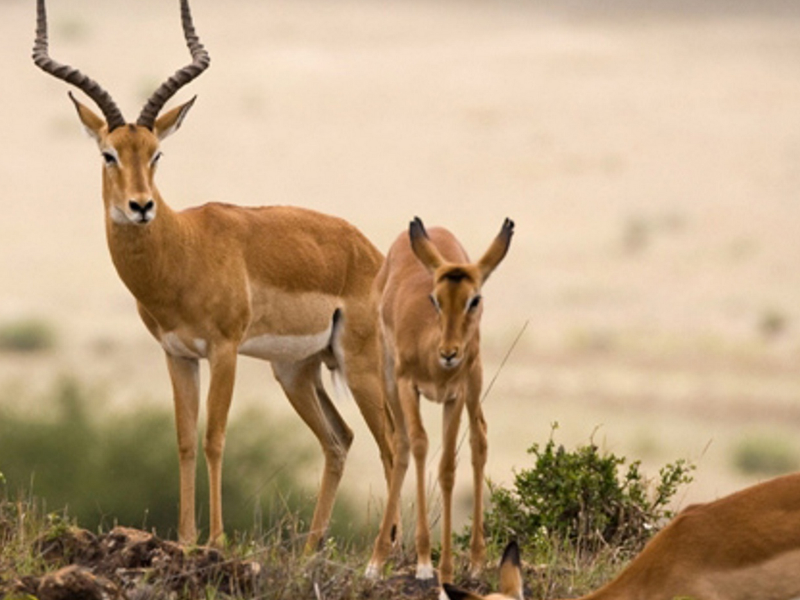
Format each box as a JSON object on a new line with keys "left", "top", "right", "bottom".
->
{"left": 2, "top": 0, "right": 800, "bottom": 579}
{"left": 0, "top": 493, "right": 633, "bottom": 600}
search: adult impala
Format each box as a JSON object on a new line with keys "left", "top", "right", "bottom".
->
{"left": 443, "top": 473, "right": 800, "bottom": 600}
{"left": 32, "top": 0, "right": 395, "bottom": 549}
{"left": 366, "top": 217, "right": 514, "bottom": 584}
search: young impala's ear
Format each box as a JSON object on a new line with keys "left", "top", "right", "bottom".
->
{"left": 153, "top": 96, "right": 197, "bottom": 141}
{"left": 68, "top": 91, "right": 106, "bottom": 144}
{"left": 477, "top": 218, "right": 514, "bottom": 284}
{"left": 409, "top": 216, "right": 446, "bottom": 273}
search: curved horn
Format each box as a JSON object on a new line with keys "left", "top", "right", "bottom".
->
{"left": 32, "top": 0, "right": 126, "bottom": 131}
{"left": 137, "top": 0, "right": 210, "bottom": 130}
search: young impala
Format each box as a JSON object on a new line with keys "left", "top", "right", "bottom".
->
{"left": 443, "top": 472, "right": 800, "bottom": 600}
{"left": 366, "top": 217, "right": 514, "bottom": 584}
{"left": 32, "top": 0, "right": 396, "bottom": 549}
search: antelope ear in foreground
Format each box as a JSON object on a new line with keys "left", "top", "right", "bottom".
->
{"left": 440, "top": 541, "right": 524, "bottom": 600}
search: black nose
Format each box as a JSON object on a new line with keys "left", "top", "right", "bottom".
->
{"left": 129, "top": 200, "right": 154, "bottom": 216}
{"left": 440, "top": 348, "right": 458, "bottom": 361}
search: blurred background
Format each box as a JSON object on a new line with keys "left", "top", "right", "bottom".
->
{"left": 1, "top": 0, "right": 799, "bottom": 541}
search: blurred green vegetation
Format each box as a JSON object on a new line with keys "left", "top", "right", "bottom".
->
{"left": 732, "top": 433, "right": 799, "bottom": 477}
{"left": 0, "top": 378, "right": 364, "bottom": 543}
{"left": 0, "top": 318, "right": 57, "bottom": 353}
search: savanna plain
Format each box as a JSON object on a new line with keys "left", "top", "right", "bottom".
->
{"left": 1, "top": 0, "right": 800, "bottom": 598}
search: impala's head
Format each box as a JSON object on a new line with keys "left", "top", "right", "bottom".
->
{"left": 441, "top": 541, "right": 524, "bottom": 600}
{"left": 32, "top": 0, "right": 209, "bottom": 226}
{"left": 410, "top": 216, "right": 514, "bottom": 370}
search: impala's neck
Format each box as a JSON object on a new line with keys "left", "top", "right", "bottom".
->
{"left": 104, "top": 187, "right": 187, "bottom": 306}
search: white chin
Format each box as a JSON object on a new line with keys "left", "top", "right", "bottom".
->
{"left": 109, "top": 206, "right": 155, "bottom": 225}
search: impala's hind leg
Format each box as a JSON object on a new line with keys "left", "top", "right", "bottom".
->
{"left": 272, "top": 356, "right": 354, "bottom": 552}
{"left": 339, "top": 302, "right": 398, "bottom": 534}
{"left": 367, "top": 373, "right": 410, "bottom": 579}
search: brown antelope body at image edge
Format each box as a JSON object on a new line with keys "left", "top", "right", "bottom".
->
{"left": 442, "top": 472, "right": 800, "bottom": 600}
{"left": 366, "top": 217, "right": 514, "bottom": 584}
{"left": 32, "top": 0, "right": 397, "bottom": 548}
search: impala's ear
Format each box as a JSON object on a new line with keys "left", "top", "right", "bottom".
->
{"left": 153, "top": 96, "right": 197, "bottom": 141}
{"left": 68, "top": 91, "right": 106, "bottom": 144}
{"left": 498, "top": 541, "right": 524, "bottom": 600}
{"left": 440, "top": 584, "right": 484, "bottom": 600}
{"left": 477, "top": 218, "right": 514, "bottom": 284}
{"left": 409, "top": 216, "right": 446, "bottom": 273}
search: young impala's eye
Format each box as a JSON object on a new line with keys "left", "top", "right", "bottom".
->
{"left": 101, "top": 151, "right": 118, "bottom": 166}
{"left": 151, "top": 151, "right": 163, "bottom": 167}
{"left": 467, "top": 295, "right": 482, "bottom": 312}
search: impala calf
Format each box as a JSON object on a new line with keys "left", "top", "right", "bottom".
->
{"left": 443, "top": 472, "right": 800, "bottom": 600}
{"left": 33, "top": 0, "right": 395, "bottom": 549}
{"left": 367, "top": 217, "right": 514, "bottom": 584}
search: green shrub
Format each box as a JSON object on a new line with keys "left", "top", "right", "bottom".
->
{"left": 472, "top": 426, "right": 694, "bottom": 558}
{"left": 0, "top": 319, "right": 56, "bottom": 352}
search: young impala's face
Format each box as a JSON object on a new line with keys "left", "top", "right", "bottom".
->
{"left": 430, "top": 266, "right": 483, "bottom": 370}
{"left": 101, "top": 125, "right": 162, "bottom": 226}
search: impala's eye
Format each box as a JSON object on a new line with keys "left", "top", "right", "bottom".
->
{"left": 151, "top": 151, "right": 163, "bottom": 167}
{"left": 101, "top": 151, "right": 118, "bottom": 166}
{"left": 468, "top": 295, "right": 482, "bottom": 312}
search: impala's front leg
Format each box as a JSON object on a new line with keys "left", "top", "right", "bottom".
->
{"left": 439, "top": 396, "right": 465, "bottom": 585}
{"left": 406, "top": 383, "right": 433, "bottom": 580}
{"left": 466, "top": 367, "right": 487, "bottom": 576}
{"left": 205, "top": 343, "right": 238, "bottom": 546}
{"left": 166, "top": 353, "right": 201, "bottom": 545}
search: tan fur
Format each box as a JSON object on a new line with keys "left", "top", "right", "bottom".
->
{"left": 442, "top": 541, "right": 524, "bottom": 600}
{"left": 444, "top": 474, "right": 800, "bottom": 600}
{"left": 69, "top": 97, "right": 395, "bottom": 549}
{"left": 367, "top": 218, "right": 513, "bottom": 584}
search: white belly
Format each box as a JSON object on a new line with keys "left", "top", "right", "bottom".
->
{"left": 161, "top": 332, "right": 208, "bottom": 359}
{"left": 159, "top": 327, "right": 331, "bottom": 363}
{"left": 238, "top": 329, "right": 331, "bottom": 362}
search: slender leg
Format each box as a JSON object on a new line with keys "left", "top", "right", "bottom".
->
{"left": 439, "top": 396, "right": 465, "bottom": 585}
{"left": 366, "top": 375, "right": 410, "bottom": 579}
{"left": 205, "top": 343, "right": 238, "bottom": 546}
{"left": 400, "top": 382, "right": 435, "bottom": 580}
{"left": 165, "top": 353, "right": 200, "bottom": 545}
{"left": 272, "top": 357, "right": 353, "bottom": 552}
{"left": 466, "top": 366, "right": 487, "bottom": 576}
{"left": 340, "top": 305, "right": 396, "bottom": 504}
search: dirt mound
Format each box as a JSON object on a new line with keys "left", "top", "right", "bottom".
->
{"left": 8, "top": 526, "right": 261, "bottom": 600}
